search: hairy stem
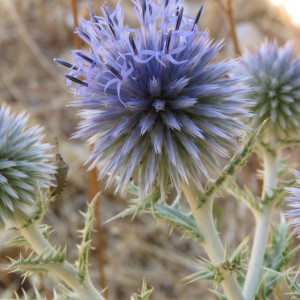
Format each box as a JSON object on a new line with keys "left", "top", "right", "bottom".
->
{"left": 182, "top": 182, "right": 243, "bottom": 300}
{"left": 15, "top": 214, "right": 104, "bottom": 300}
{"left": 242, "top": 150, "right": 278, "bottom": 300}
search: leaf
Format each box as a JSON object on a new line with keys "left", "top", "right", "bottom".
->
{"left": 199, "top": 120, "right": 267, "bottom": 207}
{"left": 77, "top": 193, "right": 100, "bottom": 283}
{"left": 130, "top": 280, "right": 154, "bottom": 300}
{"left": 107, "top": 193, "right": 203, "bottom": 242}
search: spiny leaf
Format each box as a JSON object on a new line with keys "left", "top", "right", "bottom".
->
{"left": 223, "top": 180, "right": 261, "bottom": 211}
{"left": 285, "top": 269, "right": 300, "bottom": 298}
{"left": 9, "top": 247, "right": 67, "bottom": 274}
{"left": 149, "top": 198, "right": 203, "bottom": 242}
{"left": 107, "top": 194, "right": 203, "bottom": 242}
{"left": 105, "top": 188, "right": 161, "bottom": 222}
{"left": 262, "top": 179, "right": 297, "bottom": 206}
{"left": 256, "top": 217, "right": 294, "bottom": 298}
{"left": 18, "top": 187, "right": 50, "bottom": 228}
{"left": 185, "top": 240, "right": 247, "bottom": 286}
{"left": 199, "top": 120, "right": 267, "bottom": 207}
{"left": 77, "top": 193, "right": 100, "bottom": 284}
{"left": 278, "top": 138, "right": 300, "bottom": 147}
{"left": 8, "top": 224, "right": 53, "bottom": 248}
{"left": 130, "top": 280, "right": 154, "bottom": 300}
{"left": 184, "top": 257, "right": 224, "bottom": 284}
{"left": 14, "top": 287, "right": 69, "bottom": 300}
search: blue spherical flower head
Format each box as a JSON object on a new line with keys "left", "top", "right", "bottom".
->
{"left": 59, "top": 0, "right": 249, "bottom": 197}
{"left": 235, "top": 41, "right": 300, "bottom": 146}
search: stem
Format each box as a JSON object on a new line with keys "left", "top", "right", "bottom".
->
{"left": 14, "top": 215, "right": 104, "bottom": 300}
{"left": 182, "top": 183, "right": 243, "bottom": 300}
{"left": 225, "top": 0, "right": 241, "bottom": 56}
{"left": 242, "top": 151, "right": 278, "bottom": 300}
{"left": 70, "top": 0, "right": 82, "bottom": 49}
{"left": 89, "top": 146, "right": 108, "bottom": 297}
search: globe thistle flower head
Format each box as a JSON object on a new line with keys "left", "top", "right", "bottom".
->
{"left": 0, "top": 104, "right": 55, "bottom": 229}
{"left": 235, "top": 40, "right": 300, "bottom": 144}
{"left": 58, "top": 0, "right": 249, "bottom": 197}
{"left": 285, "top": 171, "right": 300, "bottom": 238}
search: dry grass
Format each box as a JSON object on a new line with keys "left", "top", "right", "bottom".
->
{"left": 1, "top": 0, "right": 300, "bottom": 299}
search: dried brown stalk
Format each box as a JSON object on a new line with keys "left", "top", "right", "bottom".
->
{"left": 70, "top": 0, "right": 108, "bottom": 296}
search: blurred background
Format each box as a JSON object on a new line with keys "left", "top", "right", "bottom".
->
{"left": 0, "top": 0, "right": 300, "bottom": 299}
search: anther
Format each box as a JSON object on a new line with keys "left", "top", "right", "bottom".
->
{"left": 165, "top": 0, "right": 169, "bottom": 8}
{"left": 192, "top": 4, "right": 203, "bottom": 31}
{"left": 129, "top": 33, "right": 138, "bottom": 55}
{"left": 142, "top": 0, "right": 147, "bottom": 18}
{"left": 175, "top": 7, "right": 184, "bottom": 30}
{"left": 106, "top": 64, "right": 123, "bottom": 80}
{"left": 76, "top": 52, "right": 94, "bottom": 64}
{"left": 104, "top": 6, "right": 116, "bottom": 38}
{"left": 54, "top": 58, "right": 78, "bottom": 70}
{"left": 65, "top": 75, "right": 88, "bottom": 87}
{"left": 165, "top": 30, "right": 172, "bottom": 54}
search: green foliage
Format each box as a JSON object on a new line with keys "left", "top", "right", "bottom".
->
{"left": 77, "top": 193, "right": 100, "bottom": 284}
{"left": 262, "top": 179, "right": 297, "bottom": 206}
{"left": 285, "top": 270, "right": 300, "bottom": 298}
{"left": 9, "top": 247, "right": 67, "bottom": 277}
{"left": 16, "top": 187, "right": 51, "bottom": 228}
{"left": 130, "top": 280, "right": 154, "bottom": 300}
{"left": 14, "top": 287, "right": 67, "bottom": 300}
{"left": 185, "top": 238, "right": 248, "bottom": 285}
{"left": 224, "top": 180, "right": 261, "bottom": 211}
{"left": 107, "top": 192, "right": 203, "bottom": 242}
{"left": 8, "top": 224, "right": 53, "bottom": 248}
{"left": 255, "top": 217, "right": 294, "bottom": 299}
{"left": 198, "top": 120, "right": 267, "bottom": 207}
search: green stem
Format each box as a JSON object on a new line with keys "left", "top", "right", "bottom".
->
{"left": 242, "top": 151, "right": 278, "bottom": 300}
{"left": 14, "top": 215, "right": 104, "bottom": 300}
{"left": 182, "top": 182, "right": 243, "bottom": 300}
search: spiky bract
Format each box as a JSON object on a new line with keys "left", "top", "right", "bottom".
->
{"left": 235, "top": 41, "right": 300, "bottom": 144}
{"left": 61, "top": 0, "right": 249, "bottom": 196}
{"left": 0, "top": 104, "right": 54, "bottom": 229}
